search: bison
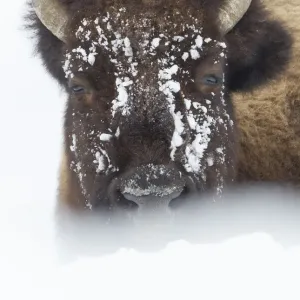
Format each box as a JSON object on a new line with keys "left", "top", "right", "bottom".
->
{"left": 27, "top": 0, "right": 300, "bottom": 214}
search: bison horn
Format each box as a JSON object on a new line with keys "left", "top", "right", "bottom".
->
{"left": 32, "top": 0, "right": 68, "bottom": 42}
{"left": 219, "top": 0, "right": 252, "bottom": 34}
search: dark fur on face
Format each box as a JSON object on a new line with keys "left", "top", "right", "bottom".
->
{"left": 25, "top": 0, "right": 292, "bottom": 211}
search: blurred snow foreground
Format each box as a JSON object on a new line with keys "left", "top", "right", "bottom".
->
{"left": 2, "top": 185, "right": 300, "bottom": 300}
{"left": 1, "top": 1, "right": 300, "bottom": 299}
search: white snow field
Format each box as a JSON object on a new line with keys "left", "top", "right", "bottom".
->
{"left": 1, "top": 1, "right": 300, "bottom": 299}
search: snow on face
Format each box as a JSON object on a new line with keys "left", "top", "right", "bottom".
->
{"left": 63, "top": 8, "right": 233, "bottom": 200}
{"left": 122, "top": 164, "right": 181, "bottom": 198}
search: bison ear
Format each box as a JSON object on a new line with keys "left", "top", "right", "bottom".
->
{"left": 225, "top": 7, "right": 292, "bottom": 92}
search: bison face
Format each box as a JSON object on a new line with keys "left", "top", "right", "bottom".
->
{"left": 62, "top": 8, "right": 237, "bottom": 211}
{"left": 33, "top": 0, "right": 252, "bottom": 212}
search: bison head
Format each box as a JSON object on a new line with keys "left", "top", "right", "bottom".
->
{"left": 33, "top": 0, "right": 253, "bottom": 212}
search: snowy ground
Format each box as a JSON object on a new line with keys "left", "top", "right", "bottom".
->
{"left": 0, "top": 1, "right": 300, "bottom": 299}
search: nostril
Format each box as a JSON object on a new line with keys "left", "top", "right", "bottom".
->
{"left": 168, "top": 186, "right": 188, "bottom": 209}
{"left": 116, "top": 192, "right": 139, "bottom": 210}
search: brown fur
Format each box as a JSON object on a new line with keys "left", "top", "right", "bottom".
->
{"left": 58, "top": 150, "right": 84, "bottom": 210}
{"left": 234, "top": 0, "right": 300, "bottom": 184}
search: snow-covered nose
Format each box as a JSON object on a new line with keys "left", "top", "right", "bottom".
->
{"left": 119, "top": 164, "right": 185, "bottom": 210}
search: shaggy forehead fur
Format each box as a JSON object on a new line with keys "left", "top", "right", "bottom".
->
{"left": 61, "top": 0, "right": 219, "bottom": 38}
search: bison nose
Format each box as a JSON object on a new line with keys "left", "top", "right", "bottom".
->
{"left": 122, "top": 190, "right": 183, "bottom": 210}
{"left": 119, "top": 164, "right": 185, "bottom": 210}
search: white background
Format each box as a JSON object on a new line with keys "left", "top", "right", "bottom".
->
{"left": 0, "top": 1, "right": 300, "bottom": 299}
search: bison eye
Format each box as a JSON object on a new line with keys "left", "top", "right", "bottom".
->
{"left": 203, "top": 75, "right": 221, "bottom": 85}
{"left": 71, "top": 85, "right": 85, "bottom": 94}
